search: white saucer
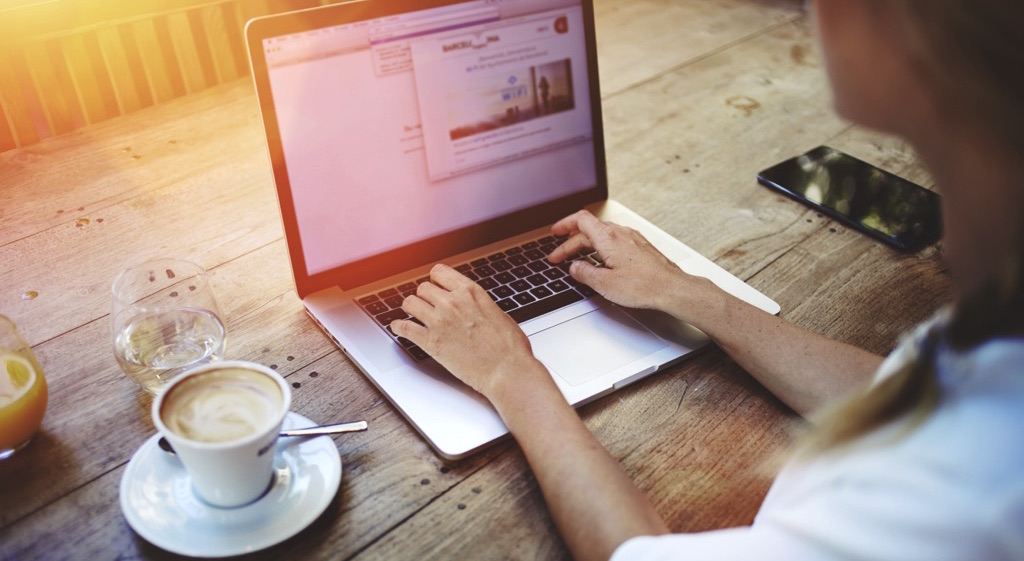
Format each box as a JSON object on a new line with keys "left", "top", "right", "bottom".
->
{"left": 119, "top": 411, "right": 342, "bottom": 557}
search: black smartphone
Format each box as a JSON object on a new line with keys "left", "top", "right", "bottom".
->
{"left": 757, "top": 146, "right": 942, "bottom": 252}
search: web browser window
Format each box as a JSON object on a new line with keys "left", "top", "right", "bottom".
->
{"left": 264, "top": 0, "right": 595, "bottom": 276}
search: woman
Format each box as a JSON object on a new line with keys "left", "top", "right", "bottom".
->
{"left": 392, "top": 0, "right": 1024, "bottom": 559}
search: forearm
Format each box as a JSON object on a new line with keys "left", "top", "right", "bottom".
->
{"left": 489, "top": 362, "right": 668, "bottom": 561}
{"left": 662, "top": 278, "right": 883, "bottom": 417}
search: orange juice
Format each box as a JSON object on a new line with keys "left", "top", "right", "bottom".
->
{"left": 0, "top": 349, "right": 48, "bottom": 458}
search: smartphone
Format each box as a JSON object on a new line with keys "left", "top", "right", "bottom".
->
{"left": 757, "top": 146, "right": 942, "bottom": 252}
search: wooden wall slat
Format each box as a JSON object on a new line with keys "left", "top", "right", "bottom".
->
{"left": 27, "top": 39, "right": 84, "bottom": 135}
{"left": 147, "top": 16, "right": 189, "bottom": 101}
{"left": 62, "top": 32, "right": 118, "bottom": 125}
{"left": 0, "top": 49, "right": 41, "bottom": 148}
{"left": 166, "top": 11, "right": 207, "bottom": 94}
{"left": 187, "top": 7, "right": 220, "bottom": 87}
{"left": 81, "top": 30, "right": 122, "bottom": 120}
{"left": 0, "top": 95, "right": 16, "bottom": 153}
{"left": 97, "top": 26, "right": 140, "bottom": 114}
{"left": 218, "top": 2, "right": 249, "bottom": 80}
{"left": 115, "top": 23, "right": 155, "bottom": 110}
{"left": 203, "top": 4, "right": 239, "bottom": 82}
{"left": 130, "top": 18, "right": 174, "bottom": 105}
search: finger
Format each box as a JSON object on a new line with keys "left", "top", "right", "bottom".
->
{"left": 550, "top": 209, "right": 594, "bottom": 237}
{"left": 548, "top": 232, "right": 592, "bottom": 263}
{"left": 414, "top": 278, "right": 449, "bottom": 305}
{"left": 390, "top": 318, "right": 428, "bottom": 344}
{"left": 569, "top": 210, "right": 614, "bottom": 245}
{"left": 401, "top": 293, "right": 435, "bottom": 321}
{"left": 429, "top": 262, "right": 481, "bottom": 294}
{"left": 569, "top": 259, "right": 607, "bottom": 291}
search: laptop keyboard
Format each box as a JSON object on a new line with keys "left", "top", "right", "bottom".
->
{"left": 355, "top": 235, "right": 602, "bottom": 361}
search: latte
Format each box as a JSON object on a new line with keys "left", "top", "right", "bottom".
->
{"left": 160, "top": 367, "right": 283, "bottom": 443}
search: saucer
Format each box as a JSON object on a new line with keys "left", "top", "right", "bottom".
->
{"left": 119, "top": 411, "right": 342, "bottom": 557}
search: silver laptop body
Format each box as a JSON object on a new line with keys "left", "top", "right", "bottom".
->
{"left": 246, "top": 0, "right": 779, "bottom": 459}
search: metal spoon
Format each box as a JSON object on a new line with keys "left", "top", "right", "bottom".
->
{"left": 157, "top": 420, "right": 368, "bottom": 455}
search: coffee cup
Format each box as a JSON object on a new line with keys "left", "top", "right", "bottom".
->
{"left": 152, "top": 360, "right": 291, "bottom": 508}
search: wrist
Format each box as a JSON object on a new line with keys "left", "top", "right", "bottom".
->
{"left": 660, "top": 274, "right": 731, "bottom": 335}
{"left": 484, "top": 356, "right": 563, "bottom": 416}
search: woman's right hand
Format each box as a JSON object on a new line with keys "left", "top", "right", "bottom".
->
{"left": 548, "top": 210, "right": 714, "bottom": 314}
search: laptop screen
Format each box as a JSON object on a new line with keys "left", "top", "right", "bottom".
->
{"left": 249, "top": 0, "right": 605, "bottom": 295}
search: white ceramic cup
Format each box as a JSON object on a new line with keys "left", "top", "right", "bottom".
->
{"left": 152, "top": 360, "right": 292, "bottom": 508}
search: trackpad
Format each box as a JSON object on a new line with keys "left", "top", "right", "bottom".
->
{"left": 530, "top": 307, "right": 667, "bottom": 387}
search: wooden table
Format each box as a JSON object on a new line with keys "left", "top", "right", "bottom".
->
{"left": 0, "top": 1, "right": 951, "bottom": 559}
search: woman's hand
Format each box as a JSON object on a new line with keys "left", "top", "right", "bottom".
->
{"left": 390, "top": 263, "right": 547, "bottom": 401}
{"left": 549, "top": 209, "right": 704, "bottom": 313}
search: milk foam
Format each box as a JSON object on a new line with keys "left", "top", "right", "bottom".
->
{"left": 161, "top": 367, "right": 283, "bottom": 443}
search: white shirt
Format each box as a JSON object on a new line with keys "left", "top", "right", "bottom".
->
{"left": 612, "top": 317, "right": 1024, "bottom": 560}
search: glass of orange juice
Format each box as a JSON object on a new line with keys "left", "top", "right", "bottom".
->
{"left": 0, "top": 314, "right": 48, "bottom": 460}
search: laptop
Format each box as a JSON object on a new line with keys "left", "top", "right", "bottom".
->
{"left": 245, "top": 0, "right": 779, "bottom": 459}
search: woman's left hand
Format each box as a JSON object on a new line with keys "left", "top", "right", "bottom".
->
{"left": 390, "top": 263, "right": 546, "bottom": 400}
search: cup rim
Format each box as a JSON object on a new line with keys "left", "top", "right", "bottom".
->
{"left": 111, "top": 258, "right": 209, "bottom": 306}
{"left": 152, "top": 360, "right": 292, "bottom": 449}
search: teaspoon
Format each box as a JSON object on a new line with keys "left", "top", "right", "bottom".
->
{"left": 157, "top": 420, "right": 368, "bottom": 455}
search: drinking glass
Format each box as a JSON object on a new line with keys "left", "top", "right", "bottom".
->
{"left": 0, "top": 314, "right": 48, "bottom": 460}
{"left": 112, "top": 259, "right": 226, "bottom": 395}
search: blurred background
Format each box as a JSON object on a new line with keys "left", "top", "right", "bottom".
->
{"left": 0, "top": 0, "right": 337, "bottom": 152}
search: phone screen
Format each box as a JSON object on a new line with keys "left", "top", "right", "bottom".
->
{"left": 757, "top": 146, "right": 942, "bottom": 251}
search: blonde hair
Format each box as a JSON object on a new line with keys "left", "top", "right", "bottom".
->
{"left": 801, "top": 0, "right": 1024, "bottom": 455}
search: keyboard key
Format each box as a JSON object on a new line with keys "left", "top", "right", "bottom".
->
{"left": 374, "top": 309, "right": 408, "bottom": 326}
{"left": 364, "top": 301, "right": 389, "bottom": 315}
{"left": 547, "top": 279, "right": 570, "bottom": 292}
{"left": 505, "top": 246, "right": 523, "bottom": 256}
{"left": 510, "top": 279, "right": 531, "bottom": 292}
{"left": 478, "top": 277, "right": 498, "bottom": 290}
{"left": 357, "top": 295, "right": 380, "bottom": 306}
{"left": 470, "top": 258, "right": 489, "bottom": 267}
{"left": 530, "top": 286, "right": 553, "bottom": 299}
{"left": 455, "top": 263, "right": 472, "bottom": 273}
{"left": 378, "top": 288, "right": 399, "bottom": 298}
{"left": 494, "top": 271, "right": 516, "bottom": 284}
{"left": 513, "top": 292, "right": 537, "bottom": 305}
{"left": 525, "top": 248, "right": 545, "bottom": 261}
{"left": 538, "top": 236, "right": 555, "bottom": 245}
{"left": 496, "top": 298, "right": 518, "bottom": 312}
{"left": 416, "top": 276, "right": 430, "bottom": 284}
{"left": 488, "top": 252, "right": 506, "bottom": 261}
{"left": 491, "top": 259, "right": 512, "bottom": 272}
{"left": 521, "top": 241, "right": 539, "bottom": 250}
{"left": 576, "top": 284, "right": 597, "bottom": 297}
{"left": 409, "top": 346, "right": 431, "bottom": 361}
{"left": 511, "top": 266, "right": 532, "bottom": 279}
{"left": 527, "top": 260, "right": 548, "bottom": 272}
{"left": 386, "top": 326, "right": 417, "bottom": 348}
{"left": 384, "top": 295, "right": 404, "bottom": 308}
{"left": 473, "top": 265, "right": 496, "bottom": 278}
{"left": 508, "top": 289, "right": 584, "bottom": 323}
{"left": 543, "top": 268, "right": 565, "bottom": 280}
{"left": 540, "top": 243, "right": 557, "bottom": 254}
{"left": 508, "top": 254, "right": 529, "bottom": 266}
{"left": 526, "top": 273, "right": 548, "bottom": 287}
{"left": 464, "top": 270, "right": 479, "bottom": 281}
{"left": 398, "top": 282, "right": 417, "bottom": 292}
{"left": 492, "top": 285, "right": 515, "bottom": 298}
